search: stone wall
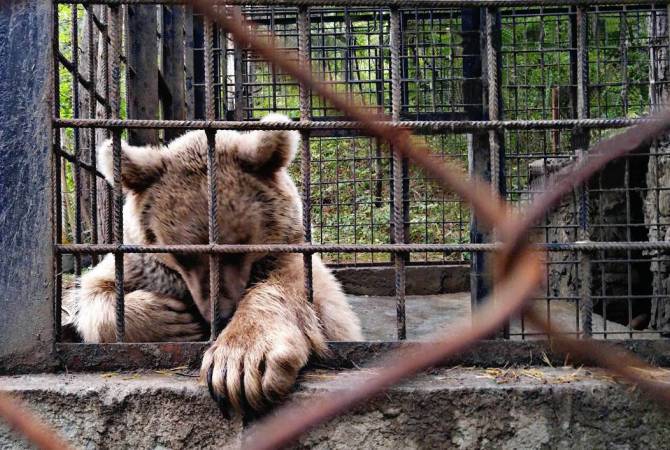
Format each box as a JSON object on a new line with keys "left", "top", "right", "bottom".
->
{"left": 528, "top": 155, "right": 652, "bottom": 328}
{"left": 644, "top": 10, "right": 670, "bottom": 333}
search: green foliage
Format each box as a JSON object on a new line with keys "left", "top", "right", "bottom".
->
{"left": 57, "top": 8, "right": 659, "bottom": 264}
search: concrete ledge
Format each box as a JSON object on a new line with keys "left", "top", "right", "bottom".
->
{"left": 1, "top": 368, "right": 669, "bottom": 449}
{"left": 333, "top": 264, "right": 469, "bottom": 296}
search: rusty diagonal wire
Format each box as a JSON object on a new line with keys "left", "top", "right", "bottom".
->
{"left": 0, "top": 392, "right": 73, "bottom": 450}
{"left": 4, "top": 2, "right": 670, "bottom": 450}
{"left": 178, "top": 4, "right": 670, "bottom": 449}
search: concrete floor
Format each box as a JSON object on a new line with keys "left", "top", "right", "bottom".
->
{"left": 348, "top": 293, "right": 661, "bottom": 340}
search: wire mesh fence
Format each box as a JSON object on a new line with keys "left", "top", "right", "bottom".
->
{"left": 53, "top": 0, "right": 670, "bottom": 349}
{"left": 2, "top": 0, "right": 670, "bottom": 447}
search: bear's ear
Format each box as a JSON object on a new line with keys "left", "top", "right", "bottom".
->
{"left": 237, "top": 113, "right": 299, "bottom": 174}
{"left": 97, "top": 139, "right": 164, "bottom": 192}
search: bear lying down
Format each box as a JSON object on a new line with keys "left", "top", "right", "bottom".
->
{"left": 63, "top": 113, "right": 362, "bottom": 413}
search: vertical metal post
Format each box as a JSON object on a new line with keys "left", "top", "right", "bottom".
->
{"left": 53, "top": 0, "right": 64, "bottom": 343}
{"left": 184, "top": 7, "right": 195, "bottom": 119}
{"left": 484, "top": 7, "right": 507, "bottom": 337}
{"left": 87, "top": 6, "right": 99, "bottom": 265}
{"left": 109, "top": 5, "right": 125, "bottom": 342}
{"left": 204, "top": 15, "right": 222, "bottom": 339}
{"left": 299, "top": 7, "right": 314, "bottom": 304}
{"left": 574, "top": 6, "right": 592, "bottom": 338}
{"left": 485, "top": 8, "right": 504, "bottom": 199}
{"left": 71, "top": 4, "right": 83, "bottom": 275}
{"left": 0, "top": 0, "right": 55, "bottom": 370}
{"left": 232, "top": 7, "right": 245, "bottom": 121}
{"left": 462, "top": 8, "right": 493, "bottom": 311}
{"left": 390, "top": 8, "right": 406, "bottom": 340}
{"left": 204, "top": 17, "right": 215, "bottom": 120}
{"left": 102, "top": 6, "right": 114, "bottom": 245}
{"left": 207, "top": 129, "right": 222, "bottom": 338}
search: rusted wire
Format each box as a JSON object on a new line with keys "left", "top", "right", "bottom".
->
{"left": 298, "top": 6, "right": 314, "bottom": 304}
{"left": 244, "top": 249, "right": 545, "bottom": 449}
{"left": 0, "top": 392, "right": 72, "bottom": 450}
{"left": 55, "top": 241, "right": 670, "bottom": 254}
{"left": 54, "top": 117, "right": 661, "bottom": 130}
{"left": 173, "top": 3, "right": 670, "bottom": 448}
{"left": 54, "top": 0, "right": 670, "bottom": 7}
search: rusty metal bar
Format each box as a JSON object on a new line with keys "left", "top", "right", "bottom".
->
{"left": 184, "top": 6, "right": 195, "bottom": 118}
{"left": 298, "top": 6, "right": 314, "bottom": 304}
{"left": 112, "top": 129, "right": 125, "bottom": 342}
{"left": 207, "top": 129, "right": 223, "bottom": 338}
{"left": 390, "top": 8, "right": 406, "bottom": 340}
{"left": 232, "top": 7, "right": 245, "bottom": 120}
{"left": 462, "top": 6, "right": 491, "bottom": 311}
{"left": 485, "top": 7, "right": 501, "bottom": 198}
{"left": 71, "top": 4, "right": 83, "bottom": 275}
{"left": 575, "top": 5, "right": 592, "bottom": 338}
{"left": 54, "top": 0, "right": 670, "bottom": 7}
{"left": 204, "top": 13, "right": 223, "bottom": 338}
{"left": 178, "top": 6, "right": 670, "bottom": 444}
{"left": 87, "top": 5, "right": 99, "bottom": 265}
{"left": 0, "top": 393, "right": 72, "bottom": 450}
{"left": 55, "top": 240, "right": 670, "bottom": 255}
{"left": 49, "top": 339, "right": 670, "bottom": 373}
{"left": 484, "top": 6, "right": 507, "bottom": 338}
{"left": 204, "top": 17, "right": 216, "bottom": 120}
{"left": 109, "top": 5, "right": 125, "bottom": 342}
{"left": 53, "top": 117, "right": 663, "bottom": 130}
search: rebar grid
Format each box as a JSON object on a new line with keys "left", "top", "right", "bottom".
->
{"left": 41, "top": 1, "right": 670, "bottom": 447}
{"left": 174, "top": 3, "right": 670, "bottom": 446}
{"left": 52, "top": 0, "right": 670, "bottom": 342}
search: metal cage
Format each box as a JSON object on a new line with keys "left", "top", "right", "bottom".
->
{"left": 42, "top": 0, "right": 670, "bottom": 370}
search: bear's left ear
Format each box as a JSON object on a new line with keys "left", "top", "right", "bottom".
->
{"left": 97, "top": 138, "right": 165, "bottom": 192}
{"left": 237, "top": 113, "right": 299, "bottom": 174}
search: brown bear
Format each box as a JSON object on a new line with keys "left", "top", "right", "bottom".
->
{"left": 63, "top": 113, "right": 362, "bottom": 412}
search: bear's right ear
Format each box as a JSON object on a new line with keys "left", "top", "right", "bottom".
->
{"left": 97, "top": 139, "right": 164, "bottom": 192}
{"left": 237, "top": 113, "right": 299, "bottom": 175}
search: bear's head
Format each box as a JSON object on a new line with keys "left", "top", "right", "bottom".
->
{"left": 97, "top": 113, "right": 303, "bottom": 321}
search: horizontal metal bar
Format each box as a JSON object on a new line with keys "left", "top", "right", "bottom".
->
{"left": 55, "top": 241, "right": 670, "bottom": 254}
{"left": 54, "top": 0, "right": 670, "bottom": 7}
{"left": 53, "top": 117, "right": 654, "bottom": 131}
{"left": 46, "top": 339, "right": 670, "bottom": 373}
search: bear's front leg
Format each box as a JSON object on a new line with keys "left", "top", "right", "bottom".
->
{"left": 200, "top": 277, "right": 327, "bottom": 413}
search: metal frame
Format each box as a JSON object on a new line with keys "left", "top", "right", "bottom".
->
{"left": 3, "top": 0, "right": 665, "bottom": 371}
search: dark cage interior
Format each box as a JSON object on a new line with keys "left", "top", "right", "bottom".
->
{"left": 53, "top": 1, "right": 670, "bottom": 358}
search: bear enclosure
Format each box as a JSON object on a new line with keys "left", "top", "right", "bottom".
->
{"left": 7, "top": 0, "right": 670, "bottom": 373}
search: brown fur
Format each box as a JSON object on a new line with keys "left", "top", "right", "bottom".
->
{"left": 64, "top": 113, "right": 362, "bottom": 412}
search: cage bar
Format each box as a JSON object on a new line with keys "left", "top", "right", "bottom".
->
{"left": 109, "top": 4, "right": 125, "bottom": 342}
{"left": 390, "top": 8, "right": 407, "bottom": 340}
{"left": 204, "top": 15, "right": 223, "bottom": 338}
{"left": 46, "top": 0, "right": 670, "bottom": 352}
{"left": 299, "top": 6, "right": 315, "bottom": 303}
{"left": 575, "top": 5, "right": 593, "bottom": 338}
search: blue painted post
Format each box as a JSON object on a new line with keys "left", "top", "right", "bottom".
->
{"left": 0, "top": 0, "right": 56, "bottom": 372}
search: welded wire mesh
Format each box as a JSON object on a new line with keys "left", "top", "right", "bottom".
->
{"left": 53, "top": 1, "right": 670, "bottom": 348}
